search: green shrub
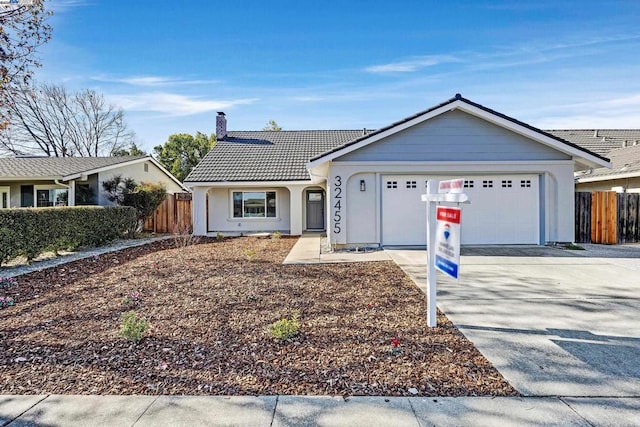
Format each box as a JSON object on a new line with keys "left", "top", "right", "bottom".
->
{"left": 0, "top": 206, "right": 136, "bottom": 265}
{"left": 271, "top": 231, "right": 282, "bottom": 240}
{"left": 269, "top": 311, "right": 300, "bottom": 340}
{"left": 119, "top": 311, "right": 149, "bottom": 343}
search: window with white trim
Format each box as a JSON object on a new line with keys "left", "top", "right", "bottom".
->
{"left": 0, "top": 186, "right": 9, "bottom": 209}
{"left": 36, "top": 188, "right": 68, "bottom": 207}
{"left": 232, "top": 191, "right": 276, "bottom": 218}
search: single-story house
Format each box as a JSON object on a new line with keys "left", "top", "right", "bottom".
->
{"left": 185, "top": 94, "right": 611, "bottom": 246}
{"left": 0, "top": 155, "right": 187, "bottom": 209}
{"left": 548, "top": 130, "right": 640, "bottom": 193}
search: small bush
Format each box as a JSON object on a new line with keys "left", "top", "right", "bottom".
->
{"left": 122, "top": 291, "right": 142, "bottom": 307}
{"left": 119, "top": 311, "right": 149, "bottom": 343}
{"left": 0, "top": 296, "right": 14, "bottom": 309}
{"left": 216, "top": 232, "right": 224, "bottom": 241}
{"left": 271, "top": 231, "right": 282, "bottom": 240}
{"left": 269, "top": 311, "right": 300, "bottom": 340}
{"left": 244, "top": 248, "right": 256, "bottom": 260}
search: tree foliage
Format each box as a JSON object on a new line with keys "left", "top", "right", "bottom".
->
{"left": 112, "top": 142, "right": 147, "bottom": 157}
{"left": 262, "top": 120, "right": 282, "bottom": 131}
{"left": 0, "top": 82, "right": 135, "bottom": 157}
{"left": 153, "top": 132, "right": 215, "bottom": 182}
{"left": 102, "top": 175, "right": 167, "bottom": 233}
{"left": 0, "top": 1, "right": 52, "bottom": 129}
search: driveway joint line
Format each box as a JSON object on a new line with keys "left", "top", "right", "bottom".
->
{"left": 3, "top": 394, "right": 49, "bottom": 427}
{"left": 130, "top": 395, "right": 159, "bottom": 427}
{"left": 558, "top": 396, "right": 596, "bottom": 427}
{"left": 269, "top": 395, "right": 279, "bottom": 427}
{"left": 406, "top": 396, "right": 421, "bottom": 426}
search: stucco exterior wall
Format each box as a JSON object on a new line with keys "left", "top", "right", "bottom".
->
{"left": 206, "top": 187, "right": 291, "bottom": 234}
{"left": 97, "top": 160, "right": 184, "bottom": 205}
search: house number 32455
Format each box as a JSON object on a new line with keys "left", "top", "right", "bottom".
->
{"left": 333, "top": 175, "right": 342, "bottom": 234}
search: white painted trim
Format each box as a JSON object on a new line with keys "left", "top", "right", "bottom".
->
{"left": 330, "top": 160, "right": 575, "bottom": 167}
{"left": 576, "top": 171, "right": 640, "bottom": 183}
{"left": 228, "top": 189, "right": 280, "bottom": 221}
{"left": 307, "top": 100, "right": 611, "bottom": 170}
{"left": 0, "top": 186, "right": 9, "bottom": 209}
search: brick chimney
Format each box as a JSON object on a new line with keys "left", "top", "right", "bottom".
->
{"left": 216, "top": 112, "right": 227, "bottom": 140}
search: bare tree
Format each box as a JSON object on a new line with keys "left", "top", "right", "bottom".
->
{"left": 0, "top": 1, "right": 52, "bottom": 129}
{"left": 0, "top": 82, "right": 134, "bottom": 157}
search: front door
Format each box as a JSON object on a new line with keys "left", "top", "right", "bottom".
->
{"left": 306, "top": 190, "right": 325, "bottom": 230}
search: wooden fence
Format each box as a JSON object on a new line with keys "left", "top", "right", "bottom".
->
{"left": 575, "top": 191, "right": 640, "bottom": 244}
{"left": 143, "top": 193, "right": 192, "bottom": 234}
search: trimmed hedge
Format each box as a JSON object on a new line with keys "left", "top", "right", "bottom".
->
{"left": 0, "top": 206, "right": 137, "bottom": 265}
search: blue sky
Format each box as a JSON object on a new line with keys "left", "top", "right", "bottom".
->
{"left": 38, "top": 0, "right": 640, "bottom": 151}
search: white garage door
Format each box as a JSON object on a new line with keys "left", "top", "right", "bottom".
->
{"left": 382, "top": 175, "right": 539, "bottom": 245}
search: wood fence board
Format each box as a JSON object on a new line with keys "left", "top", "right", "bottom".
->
{"left": 143, "top": 193, "right": 192, "bottom": 234}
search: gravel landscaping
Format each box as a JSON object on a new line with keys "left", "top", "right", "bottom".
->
{"left": 0, "top": 237, "right": 517, "bottom": 397}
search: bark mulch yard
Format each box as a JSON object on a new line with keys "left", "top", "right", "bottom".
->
{"left": 0, "top": 236, "right": 518, "bottom": 397}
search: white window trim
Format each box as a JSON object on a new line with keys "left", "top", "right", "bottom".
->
{"left": 34, "top": 184, "right": 69, "bottom": 208}
{"left": 230, "top": 189, "right": 279, "bottom": 220}
{"left": 0, "top": 186, "right": 10, "bottom": 209}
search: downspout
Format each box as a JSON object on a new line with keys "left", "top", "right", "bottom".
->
{"left": 54, "top": 179, "right": 74, "bottom": 207}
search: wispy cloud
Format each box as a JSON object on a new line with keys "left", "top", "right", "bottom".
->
{"left": 365, "top": 55, "right": 461, "bottom": 73}
{"left": 92, "top": 74, "right": 220, "bottom": 87}
{"left": 107, "top": 92, "right": 258, "bottom": 116}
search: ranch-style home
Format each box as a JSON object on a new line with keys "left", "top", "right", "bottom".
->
{"left": 185, "top": 94, "right": 611, "bottom": 246}
{"left": 0, "top": 155, "right": 187, "bottom": 209}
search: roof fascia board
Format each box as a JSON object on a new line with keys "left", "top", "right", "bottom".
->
{"left": 0, "top": 176, "right": 62, "bottom": 181}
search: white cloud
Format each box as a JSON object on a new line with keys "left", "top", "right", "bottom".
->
{"left": 92, "top": 74, "right": 220, "bottom": 87}
{"left": 365, "top": 55, "right": 461, "bottom": 73}
{"left": 107, "top": 92, "right": 258, "bottom": 116}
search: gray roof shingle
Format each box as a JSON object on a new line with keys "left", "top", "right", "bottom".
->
{"left": 0, "top": 156, "right": 147, "bottom": 179}
{"left": 575, "top": 143, "right": 640, "bottom": 182}
{"left": 546, "top": 130, "right": 640, "bottom": 157}
{"left": 185, "top": 130, "right": 370, "bottom": 182}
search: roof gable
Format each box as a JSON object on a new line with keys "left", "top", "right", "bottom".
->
{"left": 308, "top": 94, "right": 611, "bottom": 170}
{"left": 576, "top": 144, "right": 640, "bottom": 183}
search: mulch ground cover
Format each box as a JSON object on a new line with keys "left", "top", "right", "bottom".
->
{"left": 0, "top": 236, "right": 518, "bottom": 397}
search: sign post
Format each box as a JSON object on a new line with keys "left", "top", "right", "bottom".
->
{"left": 421, "top": 179, "right": 469, "bottom": 327}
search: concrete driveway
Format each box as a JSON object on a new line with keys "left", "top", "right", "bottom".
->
{"left": 386, "top": 244, "right": 640, "bottom": 397}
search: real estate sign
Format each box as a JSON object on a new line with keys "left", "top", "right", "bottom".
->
{"left": 434, "top": 206, "right": 461, "bottom": 280}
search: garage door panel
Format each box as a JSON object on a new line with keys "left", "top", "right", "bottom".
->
{"left": 382, "top": 174, "right": 539, "bottom": 245}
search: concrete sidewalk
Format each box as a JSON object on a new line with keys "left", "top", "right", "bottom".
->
{"left": 2, "top": 394, "right": 639, "bottom": 426}
{"left": 283, "top": 233, "right": 390, "bottom": 264}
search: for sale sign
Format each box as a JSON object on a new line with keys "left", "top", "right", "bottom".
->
{"left": 434, "top": 206, "right": 461, "bottom": 279}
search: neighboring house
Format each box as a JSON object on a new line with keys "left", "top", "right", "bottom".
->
{"left": 185, "top": 95, "right": 610, "bottom": 246}
{"left": 0, "top": 156, "right": 188, "bottom": 209}
{"left": 548, "top": 130, "right": 640, "bottom": 193}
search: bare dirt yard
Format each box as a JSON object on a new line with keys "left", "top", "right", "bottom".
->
{"left": 0, "top": 237, "right": 517, "bottom": 397}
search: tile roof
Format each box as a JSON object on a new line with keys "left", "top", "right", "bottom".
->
{"left": 0, "top": 156, "right": 147, "bottom": 179}
{"left": 185, "top": 130, "right": 370, "bottom": 182}
{"left": 575, "top": 144, "right": 640, "bottom": 182}
{"left": 545, "top": 130, "right": 640, "bottom": 157}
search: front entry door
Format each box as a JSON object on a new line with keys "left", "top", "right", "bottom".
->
{"left": 306, "top": 190, "right": 325, "bottom": 230}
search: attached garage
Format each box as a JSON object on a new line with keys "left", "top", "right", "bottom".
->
{"left": 306, "top": 94, "right": 611, "bottom": 247}
{"left": 381, "top": 174, "right": 540, "bottom": 245}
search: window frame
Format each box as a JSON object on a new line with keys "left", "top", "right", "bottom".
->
{"left": 0, "top": 186, "right": 10, "bottom": 209}
{"left": 34, "top": 185, "right": 69, "bottom": 208}
{"left": 231, "top": 190, "right": 278, "bottom": 219}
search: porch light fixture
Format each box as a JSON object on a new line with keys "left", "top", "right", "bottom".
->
{"left": 360, "top": 180, "right": 366, "bottom": 191}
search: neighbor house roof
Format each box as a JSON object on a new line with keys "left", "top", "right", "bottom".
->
{"left": 546, "top": 130, "right": 640, "bottom": 157}
{"left": 0, "top": 156, "right": 147, "bottom": 180}
{"left": 575, "top": 144, "right": 640, "bottom": 183}
{"left": 185, "top": 130, "right": 371, "bottom": 182}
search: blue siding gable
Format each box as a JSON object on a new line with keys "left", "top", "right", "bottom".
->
{"left": 335, "top": 110, "right": 571, "bottom": 162}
